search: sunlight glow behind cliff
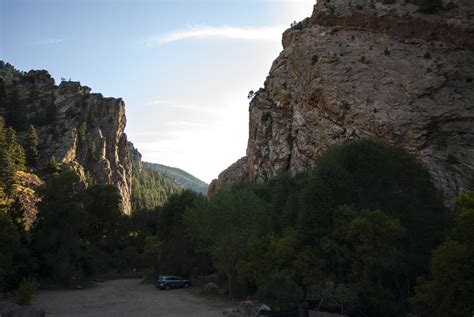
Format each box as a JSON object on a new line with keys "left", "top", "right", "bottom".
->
{"left": 1, "top": 0, "right": 316, "bottom": 183}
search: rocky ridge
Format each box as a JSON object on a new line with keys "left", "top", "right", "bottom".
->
{"left": 209, "top": 0, "right": 474, "bottom": 204}
{"left": 1, "top": 69, "right": 132, "bottom": 213}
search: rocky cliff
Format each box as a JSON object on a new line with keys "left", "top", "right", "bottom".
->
{"left": 0, "top": 67, "right": 132, "bottom": 214}
{"left": 209, "top": 0, "right": 474, "bottom": 204}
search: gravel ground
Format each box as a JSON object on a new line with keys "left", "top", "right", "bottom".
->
{"left": 34, "top": 279, "right": 232, "bottom": 317}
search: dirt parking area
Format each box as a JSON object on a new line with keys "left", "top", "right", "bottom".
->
{"left": 34, "top": 279, "right": 232, "bottom": 317}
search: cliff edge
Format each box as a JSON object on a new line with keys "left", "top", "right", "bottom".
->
{"left": 0, "top": 68, "right": 132, "bottom": 213}
{"left": 209, "top": 0, "right": 474, "bottom": 204}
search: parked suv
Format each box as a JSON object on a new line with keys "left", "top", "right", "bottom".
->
{"left": 155, "top": 275, "right": 190, "bottom": 290}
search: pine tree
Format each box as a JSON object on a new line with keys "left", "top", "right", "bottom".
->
{"left": 44, "top": 100, "right": 57, "bottom": 124}
{"left": 0, "top": 124, "right": 26, "bottom": 196}
{"left": 0, "top": 117, "right": 7, "bottom": 211}
{"left": 0, "top": 78, "right": 6, "bottom": 106}
{"left": 5, "top": 127, "right": 26, "bottom": 172}
{"left": 26, "top": 125, "right": 39, "bottom": 167}
{"left": 45, "top": 156, "right": 61, "bottom": 175}
{"left": 5, "top": 88, "right": 28, "bottom": 131}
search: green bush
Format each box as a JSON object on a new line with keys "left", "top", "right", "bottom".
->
{"left": 407, "top": 0, "right": 443, "bottom": 13}
{"left": 308, "top": 280, "right": 358, "bottom": 314}
{"left": 261, "top": 111, "right": 271, "bottom": 123}
{"left": 256, "top": 271, "right": 303, "bottom": 310}
{"left": 410, "top": 191, "right": 474, "bottom": 317}
{"left": 14, "top": 277, "right": 40, "bottom": 305}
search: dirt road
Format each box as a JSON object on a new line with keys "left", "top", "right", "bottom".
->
{"left": 34, "top": 279, "right": 231, "bottom": 316}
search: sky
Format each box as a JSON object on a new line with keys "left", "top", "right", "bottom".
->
{"left": 0, "top": 0, "right": 315, "bottom": 183}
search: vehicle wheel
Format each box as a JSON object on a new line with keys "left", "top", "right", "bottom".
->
{"left": 184, "top": 283, "right": 190, "bottom": 288}
{"left": 165, "top": 284, "right": 171, "bottom": 290}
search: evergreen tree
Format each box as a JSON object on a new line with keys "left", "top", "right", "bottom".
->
{"left": 0, "top": 119, "right": 26, "bottom": 196}
{"left": 5, "top": 127, "right": 26, "bottom": 172}
{"left": 0, "top": 212, "right": 20, "bottom": 290}
{"left": 5, "top": 88, "right": 28, "bottom": 131}
{"left": 0, "top": 117, "right": 7, "bottom": 210}
{"left": 44, "top": 100, "right": 57, "bottom": 125}
{"left": 0, "top": 78, "right": 6, "bottom": 106}
{"left": 32, "top": 171, "right": 86, "bottom": 284}
{"left": 26, "top": 125, "right": 39, "bottom": 167}
{"left": 45, "top": 156, "right": 61, "bottom": 174}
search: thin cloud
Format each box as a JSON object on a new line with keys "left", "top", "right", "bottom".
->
{"left": 144, "top": 99, "right": 226, "bottom": 115}
{"left": 144, "top": 24, "right": 286, "bottom": 46}
{"left": 167, "top": 121, "right": 207, "bottom": 128}
{"left": 145, "top": 100, "right": 174, "bottom": 106}
{"left": 32, "top": 38, "right": 64, "bottom": 46}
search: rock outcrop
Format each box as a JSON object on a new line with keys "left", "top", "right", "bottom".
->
{"left": 1, "top": 70, "right": 132, "bottom": 214}
{"left": 209, "top": 0, "right": 474, "bottom": 204}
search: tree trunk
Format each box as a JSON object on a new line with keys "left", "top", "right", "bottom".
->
{"left": 317, "top": 298, "right": 323, "bottom": 311}
{"left": 227, "top": 272, "right": 232, "bottom": 298}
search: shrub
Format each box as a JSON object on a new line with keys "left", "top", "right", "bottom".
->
{"left": 14, "top": 277, "right": 40, "bottom": 305}
{"left": 256, "top": 271, "right": 303, "bottom": 310}
{"left": 360, "top": 55, "right": 369, "bottom": 64}
{"left": 308, "top": 280, "right": 358, "bottom": 314}
{"left": 77, "top": 122, "right": 87, "bottom": 143}
{"left": 248, "top": 90, "right": 256, "bottom": 100}
{"left": 261, "top": 112, "right": 271, "bottom": 123}
{"left": 341, "top": 100, "right": 351, "bottom": 110}
{"left": 416, "top": 0, "right": 443, "bottom": 13}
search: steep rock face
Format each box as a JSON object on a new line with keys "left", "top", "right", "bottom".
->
{"left": 210, "top": 0, "right": 474, "bottom": 204}
{"left": 1, "top": 70, "right": 132, "bottom": 213}
{"left": 207, "top": 157, "right": 248, "bottom": 196}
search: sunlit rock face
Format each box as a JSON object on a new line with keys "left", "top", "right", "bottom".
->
{"left": 1, "top": 70, "right": 132, "bottom": 214}
{"left": 209, "top": 0, "right": 474, "bottom": 205}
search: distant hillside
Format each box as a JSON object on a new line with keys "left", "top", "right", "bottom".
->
{"left": 128, "top": 143, "right": 207, "bottom": 211}
{"left": 129, "top": 143, "right": 182, "bottom": 211}
{"left": 144, "top": 162, "right": 208, "bottom": 195}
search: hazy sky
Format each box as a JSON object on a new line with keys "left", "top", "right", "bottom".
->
{"left": 0, "top": 0, "right": 315, "bottom": 183}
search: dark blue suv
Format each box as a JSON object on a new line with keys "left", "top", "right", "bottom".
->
{"left": 155, "top": 275, "right": 190, "bottom": 290}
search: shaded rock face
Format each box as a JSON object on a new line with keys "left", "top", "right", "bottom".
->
{"left": 1, "top": 71, "right": 132, "bottom": 214}
{"left": 208, "top": 157, "right": 248, "bottom": 198}
{"left": 209, "top": 0, "right": 474, "bottom": 204}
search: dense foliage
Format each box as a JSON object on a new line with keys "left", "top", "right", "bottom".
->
{"left": 185, "top": 140, "right": 452, "bottom": 316}
{"left": 411, "top": 190, "right": 474, "bottom": 317}
{"left": 1, "top": 130, "right": 467, "bottom": 317}
{"left": 129, "top": 141, "right": 209, "bottom": 210}
{"left": 0, "top": 116, "right": 210, "bottom": 292}
{"left": 185, "top": 187, "right": 269, "bottom": 296}
{"left": 0, "top": 61, "right": 20, "bottom": 81}
{"left": 129, "top": 142, "right": 183, "bottom": 210}
{"left": 2, "top": 171, "right": 210, "bottom": 290}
